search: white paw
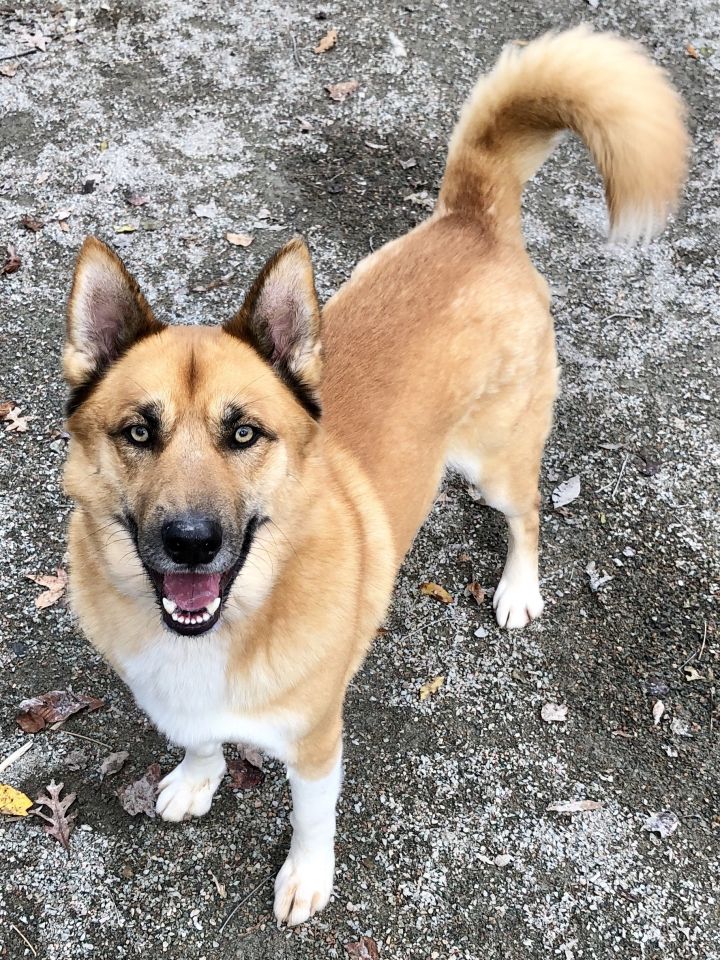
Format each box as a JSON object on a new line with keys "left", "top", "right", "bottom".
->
{"left": 273, "top": 850, "right": 334, "bottom": 926}
{"left": 156, "top": 757, "right": 225, "bottom": 822}
{"left": 493, "top": 569, "right": 544, "bottom": 629}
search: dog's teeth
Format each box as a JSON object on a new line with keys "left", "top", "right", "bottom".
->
{"left": 171, "top": 611, "right": 180, "bottom": 622}
{"left": 162, "top": 598, "right": 177, "bottom": 614}
{"left": 207, "top": 598, "right": 221, "bottom": 615}
{"left": 201, "top": 612, "right": 210, "bottom": 622}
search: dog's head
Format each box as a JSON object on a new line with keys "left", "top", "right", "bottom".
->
{"left": 63, "top": 236, "right": 322, "bottom": 636}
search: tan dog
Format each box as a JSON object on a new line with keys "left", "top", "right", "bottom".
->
{"left": 63, "top": 28, "right": 686, "bottom": 925}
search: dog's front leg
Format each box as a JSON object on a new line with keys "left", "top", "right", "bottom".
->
{"left": 274, "top": 737, "right": 342, "bottom": 926}
{"left": 156, "top": 742, "right": 226, "bottom": 822}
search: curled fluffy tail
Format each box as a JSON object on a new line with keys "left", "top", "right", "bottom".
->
{"left": 439, "top": 26, "right": 688, "bottom": 243}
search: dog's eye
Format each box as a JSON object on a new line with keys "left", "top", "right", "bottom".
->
{"left": 233, "top": 424, "right": 257, "bottom": 447}
{"left": 127, "top": 424, "right": 151, "bottom": 445}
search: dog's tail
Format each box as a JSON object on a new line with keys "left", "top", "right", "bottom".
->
{"left": 438, "top": 26, "right": 688, "bottom": 243}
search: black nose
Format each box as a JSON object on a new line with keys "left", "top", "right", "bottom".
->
{"left": 161, "top": 514, "right": 223, "bottom": 566}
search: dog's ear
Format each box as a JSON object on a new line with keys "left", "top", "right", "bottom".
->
{"left": 224, "top": 237, "right": 322, "bottom": 418}
{"left": 64, "top": 237, "right": 165, "bottom": 392}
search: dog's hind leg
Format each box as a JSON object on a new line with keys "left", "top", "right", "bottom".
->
{"left": 447, "top": 361, "right": 557, "bottom": 629}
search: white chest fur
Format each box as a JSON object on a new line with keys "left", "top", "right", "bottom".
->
{"left": 117, "top": 631, "right": 300, "bottom": 763}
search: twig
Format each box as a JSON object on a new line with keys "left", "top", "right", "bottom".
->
{"left": 0, "top": 48, "right": 41, "bottom": 62}
{"left": 604, "top": 313, "right": 643, "bottom": 322}
{"left": 55, "top": 729, "right": 113, "bottom": 750}
{"left": 698, "top": 621, "right": 708, "bottom": 662}
{"left": 0, "top": 739, "right": 33, "bottom": 774}
{"left": 611, "top": 452, "right": 630, "bottom": 499}
{"left": 289, "top": 31, "right": 302, "bottom": 69}
{"left": 10, "top": 924, "right": 37, "bottom": 957}
{"left": 219, "top": 873, "right": 273, "bottom": 935}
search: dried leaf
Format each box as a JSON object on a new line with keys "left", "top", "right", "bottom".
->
{"left": 404, "top": 191, "right": 435, "bottom": 211}
{"left": 541, "top": 703, "right": 568, "bottom": 723}
{"left": 0, "top": 783, "right": 33, "bottom": 817}
{"left": 464, "top": 582, "right": 485, "bottom": 605}
{"left": 0, "top": 63, "right": 19, "bottom": 78}
{"left": 210, "top": 870, "right": 227, "bottom": 899}
{"left": 643, "top": 810, "right": 679, "bottom": 838}
{"left": 4, "top": 406, "right": 32, "bottom": 433}
{"left": 494, "top": 853, "right": 513, "bottom": 867}
{"left": 458, "top": 551, "right": 472, "bottom": 563}
{"left": 420, "top": 582, "right": 453, "bottom": 604}
{"left": 1, "top": 245, "right": 21, "bottom": 275}
{"left": 21, "top": 214, "right": 44, "bottom": 232}
{"left": 99, "top": 750, "right": 129, "bottom": 780}
{"left": 0, "top": 401, "right": 14, "bottom": 419}
{"left": 28, "top": 567, "right": 68, "bottom": 609}
{"left": 16, "top": 688, "right": 104, "bottom": 733}
{"left": 114, "top": 223, "right": 138, "bottom": 234}
{"left": 547, "top": 799, "right": 603, "bottom": 814}
{"left": 22, "top": 29, "right": 49, "bottom": 52}
{"left": 685, "top": 42, "right": 699, "bottom": 59}
{"left": 325, "top": 79, "right": 358, "bottom": 102}
{"left": 226, "top": 231, "right": 254, "bottom": 247}
{"left": 193, "top": 201, "right": 219, "bottom": 219}
{"left": 55, "top": 209, "right": 72, "bottom": 222}
{"left": 684, "top": 666, "right": 704, "bottom": 682}
{"left": 652, "top": 700, "right": 665, "bottom": 726}
{"left": 419, "top": 675, "right": 444, "bottom": 701}
{"left": 227, "top": 757, "right": 264, "bottom": 791}
{"left": 314, "top": 28, "right": 338, "bottom": 54}
{"left": 586, "top": 561, "right": 613, "bottom": 592}
{"left": 190, "top": 271, "right": 235, "bottom": 294}
{"left": 117, "top": 764, "right": 161, "bottom": 817}
{"left": 34, "top": 780, "right": 76, "bottom": 851}
{"left": 345, "top": 937, "right": 379, "bottom": 960}
{"left": 552, "top": 476, "right": 580, "bottom": 509}
{"left": 126, "top": 193, "right": 149, "bottom": 207}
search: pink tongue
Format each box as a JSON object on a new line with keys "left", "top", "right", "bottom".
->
{"left": 163, "top": 573, "right": 221, "bottom": 612}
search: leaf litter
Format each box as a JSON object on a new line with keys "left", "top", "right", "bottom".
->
{"left": 27, "top": 567, "right": 68, "bottom": 608}
{"left": 325, "top": 79, "right": 358, "bottom": 102}
{"left": 643, "top": 810, "right": 679, "bottom": 838}
{"left": 541, "top": 703, "right": 568, "bottom": 723}
{"left": 419, "top": 676, "right": 445, "bottom": 701}
{"left": 34, "top": 780, "right": 77, "bottom": 851}
{"left": 3, "top": 406, "right": 32, "bottom": 432}
{"left": 552, "top": 475, "right": 581, "bottom": 509}
{"left": 0, "top": 784, "right": 34, "bottom": 817}
{"left": 16, "top": 689, "right": 105, "bottom": 733}
{"left": 547, "top": 799, "right": 603, "bottom": 814}
{"left": 314, "top": 28, "right": 337, "bottom": 53}
{"left": 99, "top": 751, "right": 129, "bottom": 780}
{"left": 117, "top": 764, "right": 161, "bottom": 817}
{"left": 420, "top": 582, "right": 453, "bottom": 604}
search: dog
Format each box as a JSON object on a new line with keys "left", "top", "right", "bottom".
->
{"left": 63, "top": 27, "right": 686, "bottom": 925}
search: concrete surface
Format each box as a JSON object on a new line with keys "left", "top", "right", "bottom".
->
{"left": 0, "top": 1, "right": 718, "bottom": 958}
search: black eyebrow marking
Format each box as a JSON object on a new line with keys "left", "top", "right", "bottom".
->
{"left": 221, "top": 403, "right": 277, "bottom": 441}
{"left": 136, "top": 401, "right": 163, "bottom": 432}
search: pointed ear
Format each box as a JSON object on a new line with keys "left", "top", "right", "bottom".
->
{"left": 224, "top": 237, "right": 322, "bottom": 419}
{"left": 64, "top": 237, "right": 165, "bottom": 396}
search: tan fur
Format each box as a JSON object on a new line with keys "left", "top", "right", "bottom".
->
{"left": 63, "top": 27, "right": 687, "bottom": 923}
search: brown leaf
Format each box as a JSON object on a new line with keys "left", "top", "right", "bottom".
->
{"left": 346, "top": 937, "right": 379, "bottom": 959}
{"left": 226, "top": 231, "right": 254, "bottom": 247}
{"left": 1, "top": 245, "right": 21, "bottom": 275}
{"left": 126, "top": 193, "right": 149, "bottom": 207}
{"left": 420, "top": 582, "right": 453, "bottom": 604}
{"left": 228, "top": 757, "right": 264, "bottom": 791}
{"left": 464, "top": 582, "right": 485, "bottom": 605}
{"left": 325, "top": 79, "right": 358, "bottom": 102}
{"left": 34, "top": 780, "right": 76, "bottom": 851}
{"left": 4, "top": 405, "right": 32, "bottom": 433}
{"left": 419, "top": 675, "right": 445, "bottom": 701}
{"left": 21, "top": 214, "right": 44, "bottom": 232}
{"left": 541, "top": 702, "right": 568, "bottom": 723}
{"left": 99, "top": 750, "right": 130, "bottom": 780}
{"left": 685, "top": 42, "right": 699, "bottom": 59}
{"left": 190, "top": 271, "right": 235, "bottom": 294}
{"left": 117, "top": 764, "right": 161, "bottom": 817}
{"left": 547, "top": 799, "right": 603, "bottom": 814}
{"left": 314, "top": 28, "right": 338, "bottom": 54}
{"left": 0, "top": 63, "right": 19, "bottom": 78}
{"left": 27, "top": 567, "right": 68, "bottom": 609}
{"left": 0, "top": 400, "right": 16, "bottom": 419}
{"left": 16, "top": 688, "right": 105, "bottom": 733}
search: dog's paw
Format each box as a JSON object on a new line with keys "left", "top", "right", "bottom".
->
{"left": 493, "top": 569, "right": 544, "bottom": 630}
{"left": 273, "top": 850, "right": 334, "bottom": 926}
{"left": 156, "top": 757, "right": 225, "bottom": 822}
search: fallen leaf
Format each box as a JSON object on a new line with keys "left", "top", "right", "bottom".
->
{"left": 0, "top": 783, "right": 33, "bottom": 817}
{"left": 652, "top": 700, "right": 665, "bottom": 726}
{"left": 126, "top": 193, "right": 149, "bottom": 207}
{"left": 684, "top": 666, "right": 704, "bottom": 682}
{"left": 226, "top": 231, "right": 254, "bottom": 247}
{"left": 55, "top": 209, "right": 72, "bottom": 222}
{"left": 0, "top": 63, "right": 19, "bottom": 78}
{"left": 419, "top": 675, "right": 444, "bottom": 701}
{"left": 404, "top": 191, "right": 435, "bottom": 211}
{"left": 494, "top": 853, "right": 513, "bottom": 867}
{"left": 34, "top": 780, "right": 76, "bottom": 851}
{"left": 190, "top": 271, "right": 235, "bottom": 294}
{"left": 541, "top": 703, "right": 568, "bottom": 723}
{"left": 420, "top": 582, "right": 453, "bottom": 604}
{"left": 3, "top": 406, "right": 32, "bottom": 432}
{"left": 0, "top": 401, "right": 14, "bottom": 419}
{"left": 671, "top": 716, "right": 695, "bottom": 738}
{"left": 99, "top": 750, "right": 129, "bottom": 780}
{"left": 458, "top": 551, "right": 472, "bottom": 563}
{"left": 685, "top": 42, "right": 699, "bottom": 59}
{"left": 547, "top": 799, "right": 603, "bottom": 814}
{"left": 586, "top": 561, "right": 613, "bottom": 592}
{"left": 117, "top": 764, "right": 161, "bottom": 817}
{"left": 193, "top": 201, "right": 219, "bottom": 219}
{"left": 28, "top": 568, "right": 68, "bottom": 609}
{"left": 635, "top": 447, "right": 661, "bottom": 477}
{"left": 1, "top": 245, "right": 21, "bottom": 275}
{"left": 20, "top": 214, "right": 44, "bottom": 232}
{"left": 643, "top": 810, "right": 679, "bottom": 838}
{"left": 210, "top": 870, "right": 227, "bottom": 899}
{"left": 325, "top": 79, "right": 359, "bottom": 102}
{"left": 399, "top": 157, "right": 417, "bottom": 170}
{"left": 114, "top": 223, "right": 138, "bottom": 234}
{"left": 227, "top": 757, "right": 264, "bottom": 791}
{"left": 345, "top": 937, "right": 379, "bottom": 960}
{"left": 552, "top": 476, "right": 580, "bottom": 509}
{"left": 16, "top": 688, "right": 104, "bottom": 733}
{"left": 464, "top": 582, "right": 485, "bottom": 605}
{"left": 314, "top": 28, "right": 337, "bottom": 53}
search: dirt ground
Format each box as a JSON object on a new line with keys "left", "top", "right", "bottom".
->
{"left": 1, "top": 1, "right": 718, "bottom": 958}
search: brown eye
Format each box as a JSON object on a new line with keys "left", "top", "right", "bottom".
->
{"left": 233, "top": 425, "right": 256, "bottom": 447}
{"left": 128, "top": 424, "right": 150, "bottom": 445}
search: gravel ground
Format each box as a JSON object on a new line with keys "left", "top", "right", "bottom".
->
{"left": 1, "top": 1, "right": 718, "bottom": 958}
